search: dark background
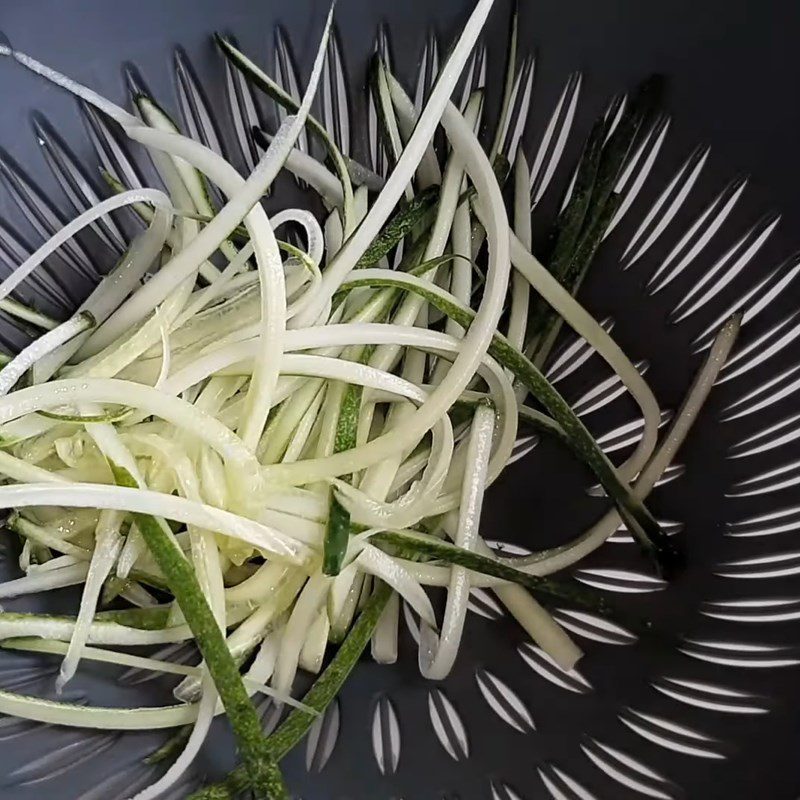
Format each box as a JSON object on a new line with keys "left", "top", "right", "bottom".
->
{"left": 0, "top": 1, "right": 799, "bottom": 798}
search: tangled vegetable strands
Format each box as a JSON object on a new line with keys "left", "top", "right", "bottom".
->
{"left": 0, "top": 1, "right": 740, "bottom": 797}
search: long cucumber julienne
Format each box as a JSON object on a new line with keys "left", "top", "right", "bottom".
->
{"left": 336, "top": 271, "right": 680, "bottom": 576}
{"left": 111, "top": 466, "right": 286, "bottom": 799}
{"left": 187, "top": 583, "right": 392, "bottom": 800}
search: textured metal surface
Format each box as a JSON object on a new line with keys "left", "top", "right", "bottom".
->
{"left": 0, "top": 0, "right": 799, "bottom": 797}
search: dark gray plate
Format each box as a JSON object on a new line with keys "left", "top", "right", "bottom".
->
{"left": 0, "top": 0, "right": 799, "bottom": 798}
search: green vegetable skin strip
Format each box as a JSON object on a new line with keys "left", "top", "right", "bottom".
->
{"left": 524, "top": 119, "right": 609, "bottom": 356}
{"left": 337, "top": 272, "right": 678, "bottom": 574}
{"left": 323, "top": 380, "right": 363, "bottom": 575}
{"left": 112, "top": 466, "right": 285, "bottom": 799}
{"left": 188, "top": 584, "right": 392, "bottom": 800}
{"left": 356, "top": 187, "right": 440, "bottom": 268}
{"left": 96, "top": 606, "right": 172, "bottom": 630}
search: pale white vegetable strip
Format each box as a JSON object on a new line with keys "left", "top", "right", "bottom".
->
{"left": 116, "top": 525, "right": 144, "bottom": 581}
{"left": 0, "top": 413, "right": 56, "bottom": 444}
{"left": 0, "top": 612, "right": 197, "bottom": 646}
{"left": 282, "top": 386, "right": 327, "bottom": 463}
{"left": 419, "top": 404, "right": 493, "bottom": 679}
{"left": 224, "top": 562, "right": 295, "bottom": 606}
{"left": 434, "top": 90, "right": 483, "bottom": 375}
{"left": 372, "top": 57, "right": 413, "bottom": 202}
{"left": 0, "top": 312, "right": 94, "bottom": 396}
{"left": 388, "top": 69, "right": 442, "bottom": 189}
{"left": 4, "top": 638, "right": 198, "bottom": 676}
{"left": 272, "top": 573, "right": 330, "bottom": 697}
{"left": 9, "top": 514, "right": 89, "bottom": 559}
{"left": 393, "top": 557, "right": 505, "bottom": 589}
{"left": 0, "top": 562, "right": 89, "bottom": 598}
{"left": 153, "top": 307, "right": 171, "bottom": 390}
{"left": 493, "top": 584, "right": 582, "bottom": 670}
{"left": 27, "top": 554, "right": 80, "bottom": 573}
{"left": 173, "top": 242, "right": 255, "bottom": 330}
{"left": 0, "top": 688, "right": 197, "bottom": 729}
{"left": 259, "top": 379, "right": 325, "bottom": 465}
{"left": 56, "top": 510, "right": 124, "bottom": 691}
{"left": 371, "top": 589, "right": 400, "bottom": 664}
{"left": 0, "top": 299, "right": 57, "bottom": 331}
{"left": 0, "top": 190, "right": 169, "bottom": 304}
{"left": 298, "top": 608, "right": 330, "bottom": 674}
{"left": 134, "top": 674, "right": 216, "bottom": 800}
{"left": 120, "top": 583, "right": 158, "bottom": 608}
{"left": 0, "top": 483, "right": 311, "bottom": 565}
{"left": 0, "top": 449, "right": 71, "bottom": 484}
{"left": 326, "top": 560, "right": 361, "bottom": 636}
{"left": 245, "top": 624, "right": 283, "bottom": 686}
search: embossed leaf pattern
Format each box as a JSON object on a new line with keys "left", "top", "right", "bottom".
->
{"left": 581, "top": 739, "right": 683, "bottom": 799}
{"left": 371, "top": 694, "right": 401, "bottom": 775}
{"left": 621, "top": 145, "right": 710, "bottom": 268}
{"left": 491, "top": 781, "right": 526, "bottom": 800}
{"left": 475, "top": 668, "right": 536, "bottom": 733}
{"left": 518, "top": 643, "right": 592, "bottom": 694}
{"left": 680, "top": 639, "right": 800, "bottom": 668}
{"left": 427, "top": 689, "right": 469, "bottom": 761}
{"left": 574, "top": 567, "right": 667, "bottom": 594}
{"left": 652, "top": 677, "right": 770, "bottom": 715}
{"left": 538, "top": 763, "right": 598, "bottom": 800}
{"left": 618, "top": 709, "right": 727, "bottom": 760}
{"left": 647, "top": 176, "right": 747, "bottom": 294}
